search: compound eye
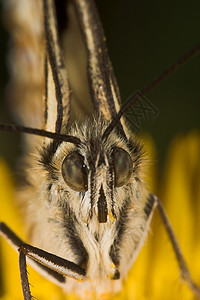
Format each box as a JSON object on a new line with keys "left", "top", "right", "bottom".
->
{"left": 113, "top": 147, "right": 133, "bottom": 187}
{"left": 62, "top": 152, "right": 88, "bottom": 192}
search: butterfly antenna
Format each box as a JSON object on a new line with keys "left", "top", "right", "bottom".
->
{"left": 0, "top": 123, "right": 80, "bottom": 144}
{"left": 103, "top": 42, "right": 200, "bottom": 140}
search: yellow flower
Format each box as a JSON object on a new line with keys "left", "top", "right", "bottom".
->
{"left": 0, "top": 132, "right": 200, "bottom": 300}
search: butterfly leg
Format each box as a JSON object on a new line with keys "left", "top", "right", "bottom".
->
{"left": 19, "top": 250, "right": 32, "bottom": 300}
{"left": 0, "top": 222, "right": 86, "bottom": 300}
{"left": 152, "top": 194, "right": 200, "bottom": 299}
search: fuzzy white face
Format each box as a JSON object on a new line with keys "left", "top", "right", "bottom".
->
{"left": 23, "top": 116, "right": 155, "bottom": 298}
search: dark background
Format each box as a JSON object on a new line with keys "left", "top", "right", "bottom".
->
{"left": 0, "top": 0, "right": 200, "bottom": 170}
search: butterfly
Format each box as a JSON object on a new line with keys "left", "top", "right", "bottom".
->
{"left": 0, "top": 0, "right": 200, "bottom": 299}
